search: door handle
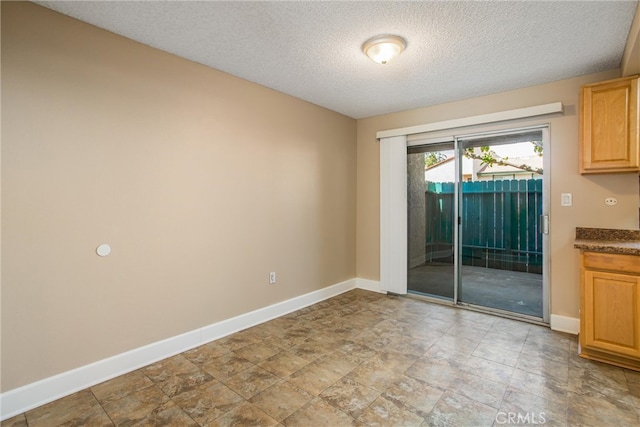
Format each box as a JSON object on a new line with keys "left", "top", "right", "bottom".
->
{"left": 541, "top": 215, "right": 549, "bottom": 234}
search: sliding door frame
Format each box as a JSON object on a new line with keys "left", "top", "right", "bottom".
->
{"left": 380, "top": 111, "right": 557, "bottom": 323}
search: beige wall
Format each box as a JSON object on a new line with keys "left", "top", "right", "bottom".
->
{"left": 1, "top": 2, "right": 356, "bottom": 392}
{"left": 357, "top": 70, "right": 640, "bottom": 320}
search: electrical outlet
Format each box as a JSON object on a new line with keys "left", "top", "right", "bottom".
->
{"left": 605, "top": 197, "right": 618, "bottom": 206}
{"left": 269, "top": 272, "right": 276, "bottom": 284}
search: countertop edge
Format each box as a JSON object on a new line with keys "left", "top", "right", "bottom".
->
{"left": 574, "top": 241, "right": 640, "bottom": 256}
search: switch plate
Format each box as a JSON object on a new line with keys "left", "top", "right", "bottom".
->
{"left": 269, "top": 272, "right": 276, "bottom": 284}
{"left": 561, "top": 193, "right": 572, "bottom": 207}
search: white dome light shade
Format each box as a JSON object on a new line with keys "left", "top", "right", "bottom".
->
{"left": 362, "top": 35, "right": 406, "bottom": 64}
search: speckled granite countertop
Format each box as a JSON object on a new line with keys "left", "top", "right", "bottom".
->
{"left": 574, "top": 227, "right": 640, "bottom": 256}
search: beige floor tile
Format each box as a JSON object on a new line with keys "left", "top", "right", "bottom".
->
{"left": 91, "top": 370, "right": 154, "bottom": 404}
{"left": 100, "top": 385, "right": 171, "bottom": 425}
{"left": 491, "top": 317, "right": 532, "bottom": 337}
{"left": 141, "top": 354, "right": 201, "bottom": 384}
{"left": 274, "top": 326, "right": 316, "bottom": 348}
{"left": 249, "top": 380, "right": 313, "bottom": 421}
{"left": 567, "top": 391, "right": 639, "bottom": 426}
{"left": 351, "top": 330, "right": 396, "bottom": 353}
{"left": 258, "top": 350, "right": 311, "bottom": 378}
{"left": 215, "top": 332, "right": 261, "bottom": 352}
{"left": 499, "top": 386, "right": 567, "bottom": 426}
{"left": 233, "top": 341, "right": 281, "bottom": 364}
{"left": 460, "top": 355, "right": 515, "bottom": 385}
{"left": 288, "top": 337, "right": 332, "bottom": 362}
{"left": 0, "top": 414, "right": 28, "bottom": 427}
{"left": 313, "top": 351, "right": 366, "bottom": 376}
{"left": 334, "top": 339, "right": 378, "bottom": 359}
{"left": 319, "top": 377, "right": 381, "bottom": 418}
{"left": 346, "top": 358, "right": 405, "bottom": 392}
{"left": 173, "top": 381, "right": 243, "bottom": 425}
{"left": 405, "top": 358, "right": 459, "bottom": 390}
{"left": 158, "top": 367, "right": 216, "bottom": 398}
{"left": 424, "top": 337, "right": 477, "bottom": 363}
{"left": 125, "top": 400, "right": 198, "bottom": 426}
{"left": 575, "top": 365, "right": 640, "bottom": 406}
{"left": 522, "top": 337, "right": 572, "bottom": 363}
{"left": 472, "top": 341, "right": 521, "bottom": 367}
{"left": 367, "top": 350, "right": 418, "bottom": 373}
{"left": 402, "top": 324, "right": 446, "bottom": 343}
{"left": 182, "top": 341, "right": 230, "bottom": 366}
{"left": 433, "top": 334, "right": 481, "bottom": 356}
{"left": 516, "top": 352, "right": 569, "bottom": 383}
{"left": 283, "top": 397, "right": 355, "bottom": 427}
{"left": 210, "top": 401, "right": 279, "bottom": 427}
{"left": 382, "top": 375, "right": 443, "bottom": 417}
{"left": 417, "top": 317, "right": 455, "bottom": 334}
{"left": 522, "top": 339, "right": 571, "bottom": 365}
{"left": 355, "top": 395, "right": 424, "bottom": 427}
{"left": 624, "top": 369, "right": 640, "bottom": 384}
{"left": 387, "top": 335, "right": 435, "bottom": 357}
{"left": 307, "top": 329, "right": 345, "bottom": 347}
{"left": 222, "top": 365, "right": 280, "bottom": 399}
{"left": 423, "top": 390, "right": 498, "bottom": 427}
{"left": 509, "top": 368, "right": 568, "bottom": 404}
{"left": 447, "top": 371, "right": 508, "bottom": 409}
{"left": 445, "top": 323, "right": 489, "bottom": 342}
{"left": 25, "top": 390, "right": 113, "bottom": 427}
{"left": 458, "top": 310, "right": 498, "bottom": 329}
{"left": 256, "top": 316, "right": 298, "bottom": 333}
{"left": 201, "top": 352, "right": 254, "bottom": 381}
{"left": 526, "top": 328, "right": 575, "bottom": 353}
{"left": 480, "top": 330, "right": 527, "bottom": 352}
{"left": 428, "top": 309, "right": 463, "bottom": 325}
{"left": 288, "top": 362, "right": 342, "bottom": 395}
{"left": 368, "top": 318, "right": 408, "bottom": 334}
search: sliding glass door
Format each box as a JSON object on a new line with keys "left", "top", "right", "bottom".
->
{"left": 407, "top": 142, "right": 456, "bottom": 300}
{"left": 407, "top": 128, "right": 548, "bottom": 321}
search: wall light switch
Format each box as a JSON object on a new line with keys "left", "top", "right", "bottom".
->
{"left": 561, "top": 193, "right": 572, "bottom": 207}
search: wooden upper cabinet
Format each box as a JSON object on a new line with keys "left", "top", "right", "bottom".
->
{"left": 580, "top": 75, "right": 639, "bottom": 173}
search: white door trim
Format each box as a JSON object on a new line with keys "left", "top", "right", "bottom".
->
{"left": 380, "top": 135, "right": 408, "bottom": 294}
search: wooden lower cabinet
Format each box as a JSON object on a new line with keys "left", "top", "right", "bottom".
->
{"left": 580, "top": 252, "right": 640, "bottom": 371}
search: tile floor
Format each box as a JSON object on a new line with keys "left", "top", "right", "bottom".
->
{"left": 3, "top": 289, "right": 640, "bottom": 426}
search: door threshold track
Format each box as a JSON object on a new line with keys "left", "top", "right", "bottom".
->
{"left": 405, "top": 291, "right": 548, "bottom": 327}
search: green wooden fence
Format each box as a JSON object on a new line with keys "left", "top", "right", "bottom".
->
{"left": 425, "top": 179, "right": 543, "bottom": 274}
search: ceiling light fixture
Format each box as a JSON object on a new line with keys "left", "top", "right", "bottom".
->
{"left": 362, "top": 34, "right": 406, "bottom": 64}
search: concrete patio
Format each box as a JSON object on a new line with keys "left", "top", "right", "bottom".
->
{"left": 408, "top": 262, "right": 543, "bottom": 318}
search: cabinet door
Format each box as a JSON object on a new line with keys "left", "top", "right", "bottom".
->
{"left": 581, "top": 76, "right": 639, "bottom": 173}
{"left": 582, "top": 269, "right": 640, "bottom": 358}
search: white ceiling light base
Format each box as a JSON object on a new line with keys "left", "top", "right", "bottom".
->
{"left": 362, "top": 35, "right": 406, "bottom": 65}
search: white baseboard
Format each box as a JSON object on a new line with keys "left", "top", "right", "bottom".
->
{"left": 0, "top": 278, "right": 357, "bottom": 421}
{"left": 550, "top": 314, "right": 579, "bottom": 335}
{"left": 355, "top": 278, "right": 385, "bottom": 294}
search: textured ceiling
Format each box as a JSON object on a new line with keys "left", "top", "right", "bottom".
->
{"left": 35, "top": 1, "right": 638, "bottom": 119}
